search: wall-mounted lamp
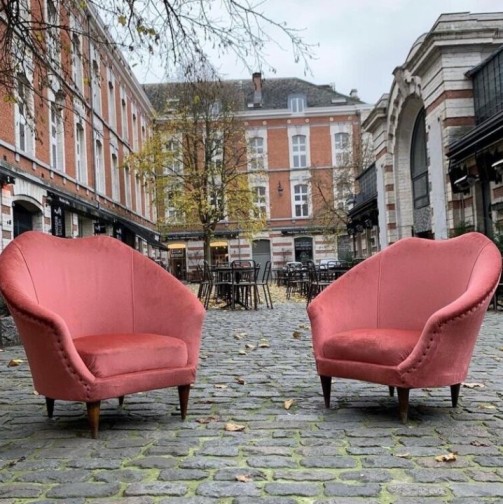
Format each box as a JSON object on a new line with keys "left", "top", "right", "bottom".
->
{"left": 0, "top": 174, "right": 15, "bottom": 188}
{"left": 454, "top": 174, "right": 478, "bottom": 193}
{"left": 277, "top": 181, "right": 284, "bottom": 195}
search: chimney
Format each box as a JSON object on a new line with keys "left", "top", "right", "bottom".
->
{"left": 350, "top": 88, "right": 359, "bottom": 99}
{"left": 252, "top": 72, "right": 262, "bottom": 107}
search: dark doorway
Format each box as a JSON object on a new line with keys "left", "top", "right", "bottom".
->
{"left": 294, "top": 236, "right": 313, "bottom": 263}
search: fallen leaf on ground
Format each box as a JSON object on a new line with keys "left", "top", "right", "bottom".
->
{"left": 238, "top": 350, "right": 247, "bottom": 355}
{"left": 235, "top": 377, "right": 246, "bottom": 385}
{"left": 214, "top": 384, "right": 228, "bottom": 389}
{"left": 395, "top": 453, "right": 411, "bottom": 458}
{"left": 292, "top": 331, "right": 302, "bottom": 339}
{"left": 225, "top": 422, "right": 246, "bottom": 432}
{"left": 284, "top": 399, "right": 295, "bottom": 410}
{"left": 236, "top": 474, "right": 253, "bottom": 483}
{"left": 478, "top": 403, "right": 496, "bottom": 410}
{"left": 470, "top": 440, "right": 490, "bottom": 447}
{"left": 435, "top": 452, "right": 457, "bottom": 462}
{"left": 7, "top": 359, "right": 23, "bottom": 367}
{"left": 234, "top": 332, "right": 247, "bottom": 340}
{"left": 196, "top": 415, "right": 220, "bottom": 424}
{"left": 462, "top": 382, "right": 485, "bottom": 389}
{"left": 244, "top": 344, "right": 256, "bottom": 351}
{"left": 258, "top": 339, "right": 270, "bottom": 348}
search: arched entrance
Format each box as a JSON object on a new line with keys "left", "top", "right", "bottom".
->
{"left": 393, "top": 97, "right": 431, "bottom": 238}
{"left": 13, "top": 199, "right": 42, "bottom": 237}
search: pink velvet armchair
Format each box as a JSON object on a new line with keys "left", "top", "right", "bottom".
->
{"left": 0, "top": 231, "right": 205, "bottom": 438}
{"left": 308, "top": 232, "right": 501, "bottom": 422}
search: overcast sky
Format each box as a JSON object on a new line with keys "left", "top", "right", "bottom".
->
{"left": 134, "top": 1, "right": 503, "bottom": 105}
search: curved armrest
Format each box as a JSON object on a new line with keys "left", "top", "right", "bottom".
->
{"left": 308, "top": 255, "right": 380, "bottom": 357}
{"left": 398, "top": 271, "right": 500, "bottom": 387}
{"left": 4, "top": 293, "right": 96, "bottom": 400}
{"left": 132, "top": 254, "right": 205, "bottom": 368}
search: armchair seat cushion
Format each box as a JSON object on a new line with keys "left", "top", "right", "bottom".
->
{"left": 74, "top": 333, "right": 189, "bottom": 378}
{"left": 322, "top": 328, "right": 421, "bottom": 366}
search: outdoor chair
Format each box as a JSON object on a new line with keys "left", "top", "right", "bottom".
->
{"left": 308, "top": 232, "right": 502, "bottom": 422}
{"left": 256, "top": 260, "right": 273, "bottom": 309}
{"left": 0, "top": 231, "right": 205, "bottom": 438}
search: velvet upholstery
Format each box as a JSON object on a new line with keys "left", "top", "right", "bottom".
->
{"left": 0, "top": 231, "right": 205, "bottom": 437}
{"left": 308, "top": 232, "right": 502, "bottom": 421}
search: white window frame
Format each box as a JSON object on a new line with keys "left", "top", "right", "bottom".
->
{"left": 248, "top": 136, "right": 265, "bottom": 171}
{"left": 95, "top": 137, "right": 105, "bottom": 194}
{"left": 107, "top": 68, "right": 116, "bottom": 129}
{"left": 90, "top": 45, "right": 102, "bottom": 115}
{"left": 132, "top": 105, "right": 138, "bottom": 150}
{"left": 15, "top": 73, "right": 34, "bottom": 156}
{"left": 288, "top": 125, "right": 310, "bottom": 170}
{"left": 50, "top": 100, "right": 65, "bottom": 171}
{"left": 331, "top": 122, "right": 352, "bottom": 168}
{"left": 46, "top": 0, "right": 60, "bottom": 71}
{"left": 110, "top": 141, "right": 119, "bottom": 201}
{"left": 120, "top": 86, "right": 128, "bottom": 142}
{"left": 135, "top": 174, "right": 142, "bottom": 214}
{"left": 70, "top": 16, "right": 84, "bottom": 93}
{"left": 124, "top": 166, "right": 132, "bottom": 208}
{"left": 292, "top": 135, "right": 307, "bottom": 169}
{"left": 293, "top": 183, "right": 309, "bottom": 218}
{"left": 253, "top": 184, "right": 268, "bottom": 219}
{"left": 288, "top": 94, "right": 306, "bottom": 113}
{"left": 75, "top": 115, "right": 87, "bottom": 184}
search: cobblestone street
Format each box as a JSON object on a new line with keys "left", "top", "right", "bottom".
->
{"left": 1, "top": 300, "right": 503, "bottom": 503}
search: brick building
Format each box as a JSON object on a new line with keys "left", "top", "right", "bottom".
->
{"left": 0, "top": 2, "right": 164, "bottom": 258}
{"left": 145, "top": 75, "right": 372, "bottom": 278}
{"left": 363, "top": 12, "right": 503, "bottom": 248}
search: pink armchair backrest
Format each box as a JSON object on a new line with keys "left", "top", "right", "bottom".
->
{"left": 311, "top": 232, "right": 501, "bottom": 337}
{"left": 0, "top": 231, "right": 197, "bottom": 340}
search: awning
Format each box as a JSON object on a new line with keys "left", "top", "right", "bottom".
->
{"left": 168, "top": 243, "right": 186, "bottom": 249}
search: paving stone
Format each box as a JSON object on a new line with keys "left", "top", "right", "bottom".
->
{"left": 124, "top": 483, "right": 188, "bottom": 497}
{"left": 1, "top": 304, "right": 503, "bottom": 501}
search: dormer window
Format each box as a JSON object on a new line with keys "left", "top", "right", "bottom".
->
{"left": 288, "top": 94, "right": 306, "bottom": 113}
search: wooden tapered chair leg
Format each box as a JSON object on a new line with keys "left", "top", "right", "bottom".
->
{"left": 397, "top": 388, "right": 410, "bottom": 424}
{"left": 320, "top": 375, "right": 332, "bottom": 408}
{"left": 86, "top": 401, "right": 101, "bottom": 439}
{"left": 389, "top": 386, "right": 395, "bottom": 397}
{"left": 178, "top": 384, "right": 191, "bottom": 420}
{"left": 46, "top": 397, "right": 55, "bottom": 418}
{"left": 118, "top": 396, "right": 125, "bottom": 407}
{"left": 450, "top": 383, "right": 461, "bottom": 407}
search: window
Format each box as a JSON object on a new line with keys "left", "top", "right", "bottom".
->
{"left": 253, "top": 186, "right": 267, "bottom": 217}
{"left": 132, "top": 109, "right": 138, "bottom": 149}
{"left": 135, "top": 175, "right": 142, "bottom": 214}
{"left": 248, "top": 136, "right": 264, "bottom": 171}
{"left": 292, "top": 135, "right": 307, "bottom": 168}
{"left": 111, "top": 150, "right": 119, "bottom": 201}
{"left": 46, "top": 0, "right": 60, "bottom": 68}
{"left": 71, "top": 32, "right": 83, "bottom": 92}
{"left": 15, "top": 74, "right": 34, "bottom": 155}
{"left": 410, "top": 109, "right": 429, "bottom": 209}
{"left": 294, "top": 184, "right": 309, "bottom": 217}
{"left": 124, "top": 166, "right": 132, "bottom": 208}
{"left": 121, "top": 87, "right": 128, "bottom": 141}
{"left": 50, "top": 102, "right": 64, "bottom": 171}
{"left": 108, "top": 70, "right": 116, "bottom": 129}
{"left": 95, "top": 139, "right": 105, "bottom": 193}
{"left": 288, "top": 94, "right": 306, "bottom": 113}
{"left": 164, "top": 138, "right": 182, "bottom": 175}
{"left": 334, "top": 132, "right": 351, "bottom": 167}
{"left": 75, "top": 119, "right": 87, "bottom": 184}
{"left": 91, "top": 48, "right": 101, "bottom": 114}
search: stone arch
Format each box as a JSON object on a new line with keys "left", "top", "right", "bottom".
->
{"left": 392, "top": 95, "right": 426, "bottom": 239}
{"left": 12, "top": 196, "right": 44, "bottom": 237}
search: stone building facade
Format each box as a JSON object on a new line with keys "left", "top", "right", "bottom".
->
{"left": 145, "top": 76, "right": 372, "bottom": 278}
{"left": 363, "top": 12, "right": 503, "bottom": 248}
